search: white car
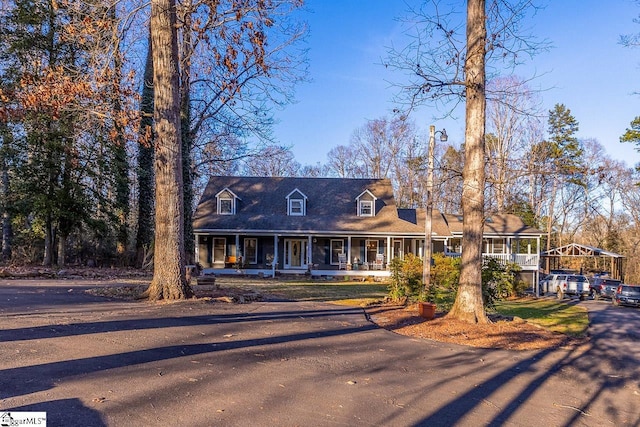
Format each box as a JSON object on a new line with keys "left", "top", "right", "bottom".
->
{"left": 556, "top": 275, "right": 590, "bottom": 300}
{"left": 540, "top": 274, "right": 569, "bottom": 295}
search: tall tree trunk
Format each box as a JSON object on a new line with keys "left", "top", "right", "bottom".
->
{"left": 136, "top": 34, "right": 155, "bottom": 268}
{"left": 43, "top": 218, "right": 54, "bottom": 267}
{"left": 146, "top": 0, "right": 192, "bottom": 300}
{"left": 110, "top": 5, "right": 130, "bottom": 265}
{"left": 180, "top": 0, "right": 195, "bottom": 265}
{"left": 1, "top": 135, "right": 11, "bottom": 261}
{"left": 447, "top": 0, "right": 489, "bottom": 324}
{"left": 57, "top": 234, "right": 66, "bottom": 267}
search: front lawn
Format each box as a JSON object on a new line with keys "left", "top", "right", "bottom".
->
{"left": 221, "top": 278, "right": 388, "bottom": 304}
{"left": 494, "top": 298, "right": 589, "bottom": 336}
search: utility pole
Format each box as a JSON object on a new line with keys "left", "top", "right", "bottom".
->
{"left": 423, "top": 125, "right": 447, "bottom": 290}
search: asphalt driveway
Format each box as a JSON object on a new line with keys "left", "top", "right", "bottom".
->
{"left": 0, "top": 280, "right": 638, "bottom": 426}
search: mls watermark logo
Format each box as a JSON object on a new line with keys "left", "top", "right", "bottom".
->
{"left": 0, "top": 412, "right": 47, "bottom": 426}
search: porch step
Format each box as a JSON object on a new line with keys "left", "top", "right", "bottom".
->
{"left": 197, "top": 275, "right": 218, "bottom": 288}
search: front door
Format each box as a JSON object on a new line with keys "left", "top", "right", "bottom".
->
{"left": 285, "top": 239, "right": 307, "bottom": 269}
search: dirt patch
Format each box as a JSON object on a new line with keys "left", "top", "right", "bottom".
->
{"left": 365, "top": 304, "right": 586, "bottom": 351}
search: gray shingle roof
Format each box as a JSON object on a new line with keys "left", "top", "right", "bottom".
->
{"left": 193, "top": 176, "right": 543, "bottom": 237}
{"left": 442, "top": 213, "right": 543, "bottom": 237}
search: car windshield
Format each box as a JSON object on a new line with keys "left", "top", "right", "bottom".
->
{"left": 568, "top": 275, "right": 587, "bottom": 282}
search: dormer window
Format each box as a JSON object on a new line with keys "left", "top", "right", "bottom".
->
{"left": 219, "top": 197, "right": 233, "bottom": 214}
{"left": 289, "top": 199, "right": 304, "bottom": 215}
{"left": 286, "top": 188, "right": 307, "bottom": 216}
{"left": 356, "top": 189, "right": 377, "bottom": 217}
{"left": 359, "top": 200, "right": 373, "bottom": 216}
{"left": 215, "top": 188, "right": 239, "bottom": 215}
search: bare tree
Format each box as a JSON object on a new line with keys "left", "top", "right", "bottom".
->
{"left": 326, "top": 145, "right": 360, "bottom": 178}
{"left": 485, "top": 76, "right": 542, "bottom": 214}
{"left": 242, "top": 145, "right": 300, "bottom": 177}
{"left": 386, "top": 0, "right": 542, "bottom": 323}
{"left": 177, "top": 0, "right": 307, "bottom": 264}
{"left": 434, "top": 143, "right": 464, "bottom": 213}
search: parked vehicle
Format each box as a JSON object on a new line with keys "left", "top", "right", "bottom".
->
{"left": 589, "top": 278, "right": 622, "bottom": 300}
{"left": 612, "top": 284, "right": 640, "bottom": 307}
{"left": 556, "top": 275, "right": 590, "bottom": 300}
{"left": 539, "top": 274, "right": 569, "bottom": 295}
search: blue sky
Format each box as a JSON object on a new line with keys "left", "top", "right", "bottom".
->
{"left": 272, "top": 0, "right": 640, "bottom": 168}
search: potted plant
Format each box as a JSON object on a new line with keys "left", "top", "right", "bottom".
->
{"left": 418, "top": 300, "right": 436, "bottom": 319}
{"left": 417, "top": 286, "right": 437, "bottom": 320}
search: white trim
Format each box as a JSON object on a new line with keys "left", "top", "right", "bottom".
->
{"left": 355, "top": 189, "right": 377, "bottom": 217}
{"left": 286, "top": 188, "right": 307, "bottom": 216}
{"left": 359, "top": 200, "right": 374, "bottom": 217}
{"left": 288, "top": 198, "right": 305, "bottom": 216}
{"left": 212, "top": 237, "right": 226, "bottom": 263}
{"left": 284, "top": 239, "right": 307, "bottom": 269}
{"left": 215, "top": 188, "right": 238, "bottom": 215}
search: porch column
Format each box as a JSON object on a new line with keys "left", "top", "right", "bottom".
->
{"left": 535, "top": 236, "right": 540, "bottom": 296}
{"left": 347, "top": 236, "right": 352, "bottom": 265}
{"left": 235, "top": 234, "right": 241, "bottom": 258}
{"left": 308, "top": 235, "right": 313, "bottom": 267}
{"left": 194, "top": 234, "right": 199, "bottom": 265}
{"left": 272, "top": 235, "right": 279, "bottom": 277}
{"left": 386, "top": 236, "right": 391, "bottom": 270}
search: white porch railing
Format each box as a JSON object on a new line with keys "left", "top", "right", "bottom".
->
{"left": 445, "top": 252, "right": 539, "bottom": 268}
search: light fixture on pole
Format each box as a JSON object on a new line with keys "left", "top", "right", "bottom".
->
{"left": 423, "top": 125, "right": 448, "bottom": 290}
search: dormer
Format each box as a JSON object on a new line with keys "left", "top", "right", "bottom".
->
{"left": 286, "top": 188, "right": 307, "bottom": 216}
{"left": 215, "top": 188, "right": 239, "bottom": 215}
{"left": 355, "top": 189, "right": 377, "bottom": 217}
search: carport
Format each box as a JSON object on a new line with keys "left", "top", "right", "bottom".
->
{"left": 541, "top": 243, "right": 625, "bottom": 281}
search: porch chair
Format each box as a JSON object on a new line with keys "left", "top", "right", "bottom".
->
{"left": 338, "top": 253, "right": 347, "bottom": 270}
{"left": 373, "top": 253, "right": 385, "bottom": 270}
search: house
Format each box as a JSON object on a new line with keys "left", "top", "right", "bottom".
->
{"left": 193, "top": 176, "right": 544, "bottom": 285}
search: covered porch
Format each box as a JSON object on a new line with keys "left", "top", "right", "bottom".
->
{"left": 195, "top": 232, "right": 541, "bottom": 281}
{"left": 195, "top": 233, "right": 435, "bottom": 278}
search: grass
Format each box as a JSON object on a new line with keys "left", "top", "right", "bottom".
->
{"left": 494, "top": 298, "right": 589, "bottom": 336}
{"left": 220, "top": 278, "right": 388, "bottom": 305}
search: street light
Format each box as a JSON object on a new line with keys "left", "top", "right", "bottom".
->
{"left": 423, "top": 125, "right": 448, "bottom": 291}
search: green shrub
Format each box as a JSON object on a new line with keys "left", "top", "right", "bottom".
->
{"left": 481, "top": 258, "right": 521, "bottom": 308}
{"left": 387, "top": 254, "right": 424, "bottom": 303}
{"left": 429, "top": 253, "right": 460, "bottom": 310}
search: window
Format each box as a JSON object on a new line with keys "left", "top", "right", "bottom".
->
{"left": 286, "top": 189, "right": 307, "bottom": 216}
{"left": 219, "top": 197, "right": 233, "bottom": 215}
{"left": 244, "top": 238, "right": 257, "bottom": 264}
{"left": 359, "top": 200, "right": 373, "bottom": 216}
{"left": 215, "top": 188, "right": 238, "bottom": 215}
{"left": 331, "top": 240, "right": 344, "bottom": 265}
{"left": 355, "top": 189, "right": 377, "bottom": 217}
{"left": 289, "top": 199, "right": 304, "bottom": 216}
{"left": 492, "top": 239, "right": 506, "bottom": 254}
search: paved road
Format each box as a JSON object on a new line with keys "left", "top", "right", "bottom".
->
{"left": 0, "top": 280, "right": 638, "bottom": 426}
